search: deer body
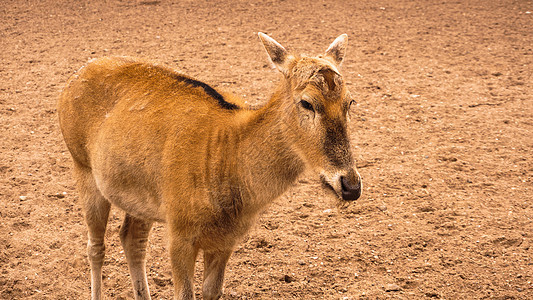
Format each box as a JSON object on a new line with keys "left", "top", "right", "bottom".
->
{"left": 59, "top": 34, "right": 361, "bottom": 300}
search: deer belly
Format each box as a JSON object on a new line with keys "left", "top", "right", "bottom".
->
{"left": 93, "top": 170, "right": 166, "bottom": 222}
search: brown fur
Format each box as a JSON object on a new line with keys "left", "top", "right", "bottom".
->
{"left": 58, "top": 33, "right": 361, "bottom": 300}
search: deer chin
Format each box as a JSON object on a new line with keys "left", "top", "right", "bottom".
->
{"left": 320, "top": 174, "right": 342, "bottom": 200}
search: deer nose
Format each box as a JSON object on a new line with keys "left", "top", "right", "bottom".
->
{"left": 340, "top": 173, "right": 361, "bottom": 201}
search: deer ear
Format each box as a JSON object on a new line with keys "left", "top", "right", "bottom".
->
{"left": 325, "top": 34, "right": 348, "bottom": 66}
{"left": 258, "top": 32, "right": 293, "bottom": 76}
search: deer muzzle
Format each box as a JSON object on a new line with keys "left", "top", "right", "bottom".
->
{"left": 340, "top": 172, "right": 361, "bottom": 201}
{"left": 320, "top": 168, "right": 362, "bottom": 202}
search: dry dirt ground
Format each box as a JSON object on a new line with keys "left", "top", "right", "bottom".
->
{"left": 1, "top": 0, "right": 532, "bottom": 299}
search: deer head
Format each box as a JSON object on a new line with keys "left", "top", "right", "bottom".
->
{"left": 259, "top": 32, "right": 362, "bottom": 202}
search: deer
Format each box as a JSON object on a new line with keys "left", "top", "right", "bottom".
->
{"left": 58, "top": 32, "right": 362, "bottom": 300}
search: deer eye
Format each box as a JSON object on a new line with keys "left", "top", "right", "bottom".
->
{"left": 300, "top": 100, "right": 314, "bottom": 112}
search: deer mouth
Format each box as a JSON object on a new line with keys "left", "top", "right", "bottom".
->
{"left": 320, "top": 175, "right": 340, "bottom": 199}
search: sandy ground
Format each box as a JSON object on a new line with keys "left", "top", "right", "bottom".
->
{"left": 1, "top": 0, "right": 532, "bottom": 299}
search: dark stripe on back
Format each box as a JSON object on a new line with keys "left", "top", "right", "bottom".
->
{"left": 173, "top": 74, "right": 240, "bottom": 110}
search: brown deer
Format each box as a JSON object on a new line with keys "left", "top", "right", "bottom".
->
{"left": 58, "top": 32, "right": 362, "bottom": 300}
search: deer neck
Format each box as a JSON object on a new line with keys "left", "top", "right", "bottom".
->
{"left": 234, "top": 87, "right": 306, "bottom": 209}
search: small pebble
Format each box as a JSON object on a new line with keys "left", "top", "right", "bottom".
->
{"left": 19, "top": 196, "right": 27, "bottom": 201}
{"left": 384, "top": 283, "right": 401, "bottom": 292}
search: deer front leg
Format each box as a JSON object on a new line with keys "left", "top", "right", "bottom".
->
{"left": 169, "top": 234, "right": 199, "bottom": 300}
{"left": 119, "top": 214, "right": 153, "bottom": 300}
{"left": 202, "top": 249, "right": 232, "bottom": 300}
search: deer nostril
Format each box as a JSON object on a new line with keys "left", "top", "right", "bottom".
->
{"left": 340, "top": 175, "right": 361, "bottom": 201}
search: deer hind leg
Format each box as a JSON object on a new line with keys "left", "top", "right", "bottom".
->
{"left": 202, "top": 249, "right": 232, "bottom": 300}
{"left": 75, "top": 165, "right": 111, "bottom": 300}
{"left": 119, "top": 214, "right": 153, "bottom": 300}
